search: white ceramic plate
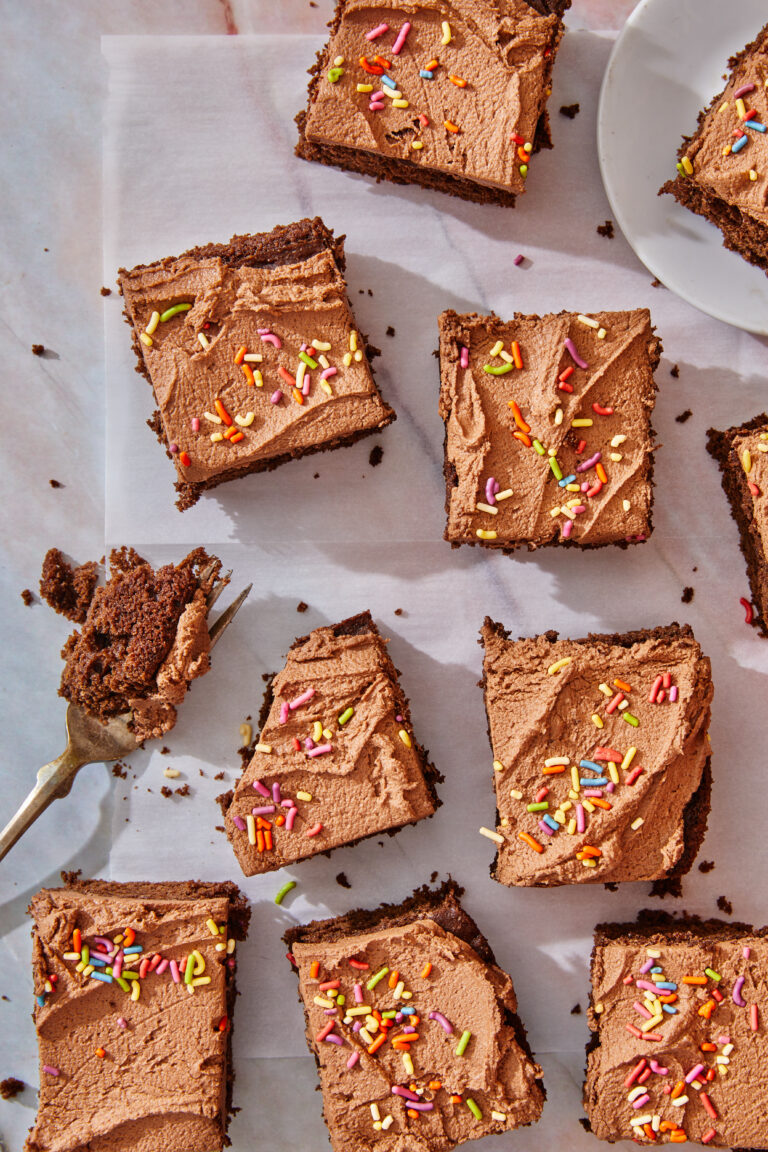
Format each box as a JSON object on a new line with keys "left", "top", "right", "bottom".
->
{"left": 597, "top": 0, "right": 768, "bottom": 335}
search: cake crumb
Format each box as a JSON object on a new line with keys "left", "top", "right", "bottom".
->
{"left": 215, "top": 824, "right": 226, "bottom": 832}
{"left": 559, "top": 102, "right": 580, "bottom": 119}
{"left": 596, "top": 220, "right": 614, "bottom": 239}
{"left": 367, "top": 288, "right": 373, "bottom": 296}
{"left": 160, "top": 746, "right": 171, "bottom": 755}
{"left": 214, "top": 771, "right": 225, "bottom": 780}
{"left": 175, "top": 784, "right": 190, "bottom": 797}
{"left": 650, "top": 278, "right": 663, "bottom": 288}
{"left": 570, "top": 1003, "right": 582, "bottom": 1015}
{"left": 603, "top": 881, "right": 618, "bottom": 892}
{"left": 335, "top": 872, "right": 351, "bottom": 889}
{"left": 385, "top": 325, "right": 396, "bottom": 337}
{"left": 698, "top": 860, "right": 715, "bottom": 873}
{"left": 579, "top": 1119, "right": 591, "bottom": 1132}
{"left": 670, "top": 364, "right": 680, "bottom": 378}
{"left": 21, "top": 589, "right": 34, "bottom": 606}
{"left": 313, "top": 472, "right": 320, "bottom": 479}
{"left": 296, "top": 601, "right": 308, "bottom": 613}
{"left": 716, "top": 895, "right": 733, "bottom": 915}
{"left": 675, "top": 409, "right": 692, "bottom": 424}
{"left": 0, "top": 1077, "right": 24, "bottom": 1100}
{"left": 31, "top": 343, "right": 45, "bottom": 356}
{"left": 369, "top": 444, "right": 384, "bottom": 468}
{"left": 394, "top": 608, "right": 403, "bottom": 616}
{"left": 681, "top": 586, "right": 694, "bottom": 604}
{"left": 111, "top": 762, "right": 128, "bottom": 779}
{"left": 161, "top": 786, "right": 173, "bottom": 798}
{"left": 39, "top": 549, "right": 99, "bottom": 624}
{"left": 49, "top": 479, "right": 63, "bottom": 488}
{"left": 100, "top": 286, "right": 112, "bottom": 296}
{"left": 430, "top": 870, "right": 438, "bottom": 883}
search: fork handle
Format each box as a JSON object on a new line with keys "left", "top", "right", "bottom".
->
{"left": 0, "top": 746, "right": 85, "bottom": 863}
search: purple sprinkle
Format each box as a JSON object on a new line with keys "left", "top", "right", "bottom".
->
{"left": 538, "top": 819, "right": 556, "bottom": 836}
{"left": 117, "top": 1017, "right": 127, "bottom": 1029}
{"left": 227, "top": 957, "right": 235, "bottom": 969}
{"left": 252, "top": 805, "right": 275, "bottom": 817}
{"left": 402, "top": 1025, "right": 416, "bottom": 1034}
{"left": 649, "top": 1060, "right": 668, "bottom": 1075}
{"left": 460, "top": 345, "right": 469, "bottom": 368}
{"left": 352, "top": 1021, "right": 362, "bottom": 1033}
{"left": 43, "top": 1065, "right": 59, "bottom": 1077}
{"left": 272, "top": 782, "right": 281, "bottom": 803}
{"left": 564, "top": 337, "right": 588, "bottom": 369}
{"left": 304, "top": 737, "right": 315, "bottom": 750}
{"left": 576, "top": 451, "right": 602, "bottom": 474}
{"left": 324, "top": 1033, "right": 344, "bottom": 1045}
{"left": 90, "top": 951, "right": 112, "bottom": 964}
{"left": 347, "top": 1051, "right": 359, "bottom": 1069}
{"left": 93, "top": 937, "right": 113, "bottom": 949}
{"left": 669, "top": 686, "right": 678, "bottom": 702}
{"left": 392, "top": 1085, "right": 420, "bottom": 1101}
{"left": 406, "top": 1101, "right": 435, "bottom": 1113}
{"left": 324, "top": 1008, "right": 338, "bottom": 1016}
{"left": 485, "top": 476, "right": 497, "bottom": 506}
{"left": 429, "top": 1011, "right": 453, "bottom": 1034}
{"left": 513, "top": 254, "right": 525, "bottom": 266}
{"left": 169, "top": 442, "right": 179, "bottom": 454}
{"left": 734, "top": 83, "right": 756, "bottom": 98}
{"left": 395, "top": 714, "right": 403, "bottom": 722}
{"left": 253, "top": 780, "right": 271, "bottom": 798}
{"left": 270, "top": 389, "right": 283, "bottom": 405}
{"left": 232, "top": 815, "right": 246, "bottom": 831}
{"left": 395, "top": 1011, "right": 403, "bottom": 1022}
{"left": 733, "top": 976, "right": 747, "bottom": 1007}
{"left": 606, "top": 782, "right": 615, "bottom": 793}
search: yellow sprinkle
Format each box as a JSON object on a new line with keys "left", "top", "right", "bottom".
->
{"left": 545, "top": 756, "right": 569, "bottom": 766}
{"left": 314, "top": 996, "right": 335, "bottom": 1008}
{"left": 572, "top": 418, "right": 593, "bottom": 428}
{"left": 392, "top": 98, "right": 409, "bottom": 108}
{"left": 549, "top": 507, "right": 562, "bottom": 519}
{"left": 509, "top": 788, "right": 522, "bottom": 800}
{"left": 479, "top": 826, "right": 504, "bottom": 844}
{"left": 198, "top": 332, "right": 210, "bottom": 350}
{"left": 632, "top": 819, "right": 644, "bottom": 833}
{"left": 476, "top": 529, "right": 497, "bottom": 540}
{"left": 493, "top": 760, "right": 504, "bottom": 772}
{"left": 349, "top": 330, "right": 358, "bottom": 352}
{"left": 499, "top": 350, "right": 514, "bottom": 364}
{"left": 398, "top": 729, "right": 412, "bottom": 748}
{"left": 736, "top": 97, "right": 747, "bottom": 120}
{"left": 476, "top": 502, "right": 498, "bottom": 515}
{"left": 323, "top": 727, "right": 333, "bottom": 740}
{"left": 139, "top": 332, "right": 153, "bottom": 347}
{"left": 491, "top": 1111, "right": 506, "bottom": 1122}
{"left": 311, "top": 339, "right": 331, "bottom": 351}
{"left": 598, "top": 683, "right": 611, "bottom": 695}
{"left": 441, "top": 20, "right": 452, "bottom": 44}
{"left": 131, "top": 980, "right": 140, "bottom": 1001}
{"left": 597, "top": 328, "right": 606, "bottom": 339}
{"left": 393, "top": 980, "right": 405, "bottom": 999}
{"left": 495, "top": 488, "right": 513, "bottom": 501}
{"left": 610, "top": 452, "right": 623, "bottom": 462}
{"left": 611, "top": 434, "right": 627, "bottom": 447}
{"left": 750, "top": 169, "right": 758, "bottom": 181}
{"left": 353, "top": 349, "right": 363, "bottom": 362}
{"left": 357, "top": 83, "right": 373, "bottom": 93}
{"left": 554, "top": 810, "right": 566, "bottom": 825}
{"left": 547, "top": 657, "right": 572, "bottom": 675}
{"left": 411, "top": 141, "right": 423, "bottom": 150}
{"left": 489, "top": 340, "right": 504, "bottom": 357}
{"left": 255, "top": 743, "right": 272, "bottom": 754}
{"left": 145, "top": 310, "right": 160, "bottom": 335}
{"left": 402, "top": 1052, "right": 414, "bottom": 1076}
{"left": 382, "top": 88, "right": 402, "bottom": 99}
{"left": 246, "top": 815, "right": 256, "bottom": 845}
{"left": 243, "top": 353, "right": 263, "bottom": 362}
{"left": 718, "top": 101, "right": 729, "bottom": 113}
{"left": 582, "top": 799, "right": 595, "bottom": 813}
{"left": 622, "top": 499, "right": 631, "bottom": 512}
{"left": 163, "top": 767, "right": 180, "bottom": 779}
{"left": 591, "top": 714, "right": 604, "bottom": 729}
{"left": 191, "top": 975, "right": 211, "bottom": 987}
{"left": 554, "top": 407, "right": 564, "bottom": 425}
{"left": 571, "top": 766, "right": 580, "bottom": 792}
{"left": 565, "top": 483, "right": 580, "bottom": 492}
{"left": 296, "top": 791, "right": 312, "bottom": 801}
{"left": 235, "top": 412, "right": 256, "bottom": 427}
{"left": 641, "top": 1014, "right": 664, "bottom": 1033}
{"left": 582, "top": 858, "right": 597, "bottom": 868}
{"left": 681, "top": 155, "right": 694, "bottom": 175}
{"left": 204, "top": 411, "right": 222, "bottom": 424}
{"left": 607, "top": 763, "right": 619, "bottom": 785}
{"left": 646, "top": 948, "right": 661, "bottom": 958}
{"left": 500, "top": 817, "right": 509, "bottom": 827}
{"left": 313, "top": 721, "right": 323, "bottom": 742}
{"left": 342, "top": 351, "right": 352, "bottom": 367}
{"left": 317, "top": 354, "right": 329, "bottom": 368}
{"left": 742, "top": 450, "right": 752, "bottom": 473}
{"left": 622, "top": 746, "right": 637, "bottom": 770}
{"left": 567, "top": 818, "right": 577, "bottom": 834}
{"left": 320, "top": 380, "right": 333, "bottom": 395}
{"left": 577, "top": 314, "right": 599, "bottom": 329}
{"left": 370, "top": 1103, "right": 381, "bottom": 1122}
{"left": 254, "top": 370, "right": 264, "bottom": 387}
{"left": 206, "top": 919, "right": 220, "bottom": 936}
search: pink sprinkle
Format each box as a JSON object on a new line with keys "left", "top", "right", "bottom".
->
{"left": 391, "top": 20, "right": 411, "bottom": 54}
{"left": 581, "top": 482, "right": 589, "bottom": 492}
{"left": 365, "top": 21, "right": 389, "bottom": 40}
{"left": 369, "top": 101, "right": 385, "bottom": 111}
{"left": 685, "top": 1063, "right": 705, "bottom": 1084}
{"left": 583, "top": 789, "right": 604, "bottom": 798}
{"left": 272, "top": 781, "right": 282, "bottom": 804}
{"left": 324, "top": 1033, "right": 344, "bottom": 1045}
{"left": 717, "top": 1036, "right": 730, "bottom": 1045}
{"left": 252, "top": 805, "right": 275, "bottom": 817}
{"left": 605, "top": 781, "right": 615, "bottom": 793}
{"left": 669, "top": 686, "right": 678, "bottom": 702}
{"left": 636, "top": 980, "right": 660, "bottom": 992}
{"left": 564, "top": 337, "right": 588, "bottom": 369}
{"left": 117, "top": 1017, "right": 127, "bottom": 1028}
{"left": 352, "top": 1020, "right": 362, "bottom": 1033}
{"left": 307, "top": 743, "right": 332, "bottom": 758}
{"left": 279, "top": 702, "right": 289, "bottom": 724}
{"left": 460, "top": 345, "right": 469, "bottom": 368}
{"left": 701, "top": 1130, "right": 716, "bottom": 1146}
{"left": 347, "top": 1051, "right": 360, "bottom": 1069}
{"left": 112, "top": 952, "right": 123, "bottom": 979}
{"left": 649, "top": 674, "right": 663, "bottom": 703}
{"left": 302, "top": 373, "right": 311, "bottom": 396}
{"left": 395, "top": 714, "right": 403, "bottom": 722}
{"left": 649, "top": 1060, "right": 668, "bottom": 1075}
{"left": 320, "top": 366, "right": 337, "bottom": 379}
{"left": 576, "top": 803, "right": 585, "bottom": 833}
{"left": 513, "top": 254, "right": 525, "bottom": 266}
{"left": 750, "top": 1004, "right": 759, "bottom": 1031}
{"left": 354, "top": 982, "right": 363, "bottom": 1004}
{"left": 290, "top": 688, "right": 315, "bottom": 710}
{"left": 253, "top": 780, "right": 271, "bottom": 798}
{"left": 170, "top": 960, "right": 180, "bottom": 984}
{"left": 304, "top": 737, "right": 315, "bottom": 750}
{"left": 260, "top": 332, "right": 281, "bottom": 348}
{"left": 305, "top": 822, "right": 323, "bottom": 838}
{"left": 270, "top": 390, "right": 283, "bottom": 405}
{"left": 281, "top": 798, "right": 295, "bottom": 809}
{"left": 572, "top": 504, "right": 586, "bottom": 515}
{"left": 744, "top": 946, "right": 752, "bottom": 960}
{"left": 634, "top": 1000, "right": 653, "bottom": 1020}
{"left": 418, "top": 113, "right": 429, "bottom": 127}
{"left": 562, "top": 519, "right": 573, "bottom": 539}
{"left": 631, "top": 1094, "right": 650, "bottom": 1110}
{"left": 43, "top": 1065, "right": 59, "bottom": 1077}
{"left": 191, "top": 417, "right": 200, "bottom": 432}
{"left": 576, "top": 451, "right": 601, "bottom": 473}
{"left": 734, "top": 83, "right": 756, "bottom": 98}
{"left": 393, "top": 1085, "right": 420, "bottom": 1100}
{"left": 286, "top": 807, "right": 298, "bottom": 831}
{"left": 156, "top": 958, "right": 169, "bottom": 975}
{"left": 169, "top": 442, "right": 178, "bottom": 454}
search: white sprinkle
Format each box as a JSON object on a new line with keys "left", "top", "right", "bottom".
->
{"left": 479, "top": 826, "right": 504, "bottom": 844}
{"left": 577, "top": 314, "right": 599, "bottom": 329}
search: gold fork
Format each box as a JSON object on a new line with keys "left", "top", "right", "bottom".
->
{"left": 0, "top": 576, "right": 251, "bottom": 863}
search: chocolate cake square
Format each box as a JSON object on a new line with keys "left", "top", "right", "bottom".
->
{"left": 480, "top": 619, "right": 713, "bottom": 888}
{"left": 118, "top": 218, "right": 394, "bottom": 511}
{"left": 221, "top": 611, "right": 441, "bottom": 876}
{"left": 584, "top": 912, "right": 768, "bottom": 1148}
{"left": 40, "top": 547, "right": 225, "bottom": 743}
{"left": 26, "top": 875, "right": 249, "bottom": 1152}
{"left": 296, "top": 0, "right": 570, "bottom": 207}
{"left": 707, "top": 414, "right": 768, "bottom": 636}
{"left": 660, "top": 24, "right": 768, "bottom": 276}
{"left": 438, "top": 309, "right": 661, "bottom": 551}
{"left": 284, "top": 882, "right": 545, "bottom": 1151}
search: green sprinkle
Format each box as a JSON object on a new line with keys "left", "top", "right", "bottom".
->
{"left": 519, "top": 164, "right": 528, "bottom": 178}
{"left": 622, "top": 713, "right": 639, "bottom": 727}
{"left": 121, "top": 970, "right": 139, "bottom": 981}
{"left": 483, "top": 363, "right": 514, "bottom": 375}
{"left": 705, "top": 968, "right": 722, "bottom": 982}
{"left": 338, "top": 707, "right": 354, "bottom": 726}
{"left": 382, "top": 1010, "right": 397, "bottom": 1018}
{"left": 159, "top": 303, "right": 192, "bottom": 323}
{"left": 527, "top": 801, "right": 549, "bottom": 812}
{"left": 275, "top": 880, "right": 297, "bottom": 906}
{"left": 328, "top": 67, "right": 344, "bottom": 83}
{"left": 455, "top": 1029, "right": 472, "bottom": 1056}
{"left": 532, "top": 439, "right": 546, "bottom": 455}
{"left": 184, "top": 955, "right": 196, "bottom": 985}
{"left": 299, "top": 351, "right": 319, "bottom": 370}
{"left": 114, "top": 976, "right": 130, "bottom": 992}
{"left": 676, "top": 161, "right": 687, "bottom": 177}
{"left": 466, "top": 1097, "right": 483, "bottom": 1121}
{"left": 549, "top": 457, "right": 563, "bottom": 481}
{"left": 366, "top": 966, "right": 389, "bottom": 991}
{"left": 336, "top": 994, "right": 346, "bottom": 1007}
{"left": 80, "top": 945, "right": 90, "bottom": 965}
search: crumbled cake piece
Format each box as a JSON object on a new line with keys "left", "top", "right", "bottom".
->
{"left": 39, "top": 549, "right": 99, "bottom": 623}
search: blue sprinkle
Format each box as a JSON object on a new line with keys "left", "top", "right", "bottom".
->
{"left": 89, "top": 956, "right": 108, "bottom": 967}
{"left": 90, "top": 971, "right": 113, "bottom": 984}
{"left": 542, "top": 814, "right": 559, "bottom": 832}
{"left": 579, "top": 759, "right": 603, "bottom": 773}
{"left": 663, "top": 1004, "right": 678, "bottom": 1014}
{"left": 732, "top": 135, "right": 748, "bottom": 153}
{"left": 580, "top": 777, "right": 608, "bottom": 787}
{"left": 381, "top": 74, "right": 397, "bottom": 89}
{"left": 745, "top": 120, "right": 766, "bottom": 133}
{"left": 650, "top": 966, "right": 663, "bottom": 973}
{"left": 123, "top": 945, "right": 143, "bottom": 954}
{"left": 36, "top": 995, "right": 46, "bottom": 1007}
{"left": 401, "top": 1006, "right": 416, "bottom": 1014}
{"left": 655, "top": 981, "right": 677, "bottom": 990}
{"left": 558, "top": 474, "right": 576, "bottom": 487}
{"left": 419, "top": 69, "right": 434, "bottom": 79}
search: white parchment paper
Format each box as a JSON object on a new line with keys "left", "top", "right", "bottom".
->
{"left": 2, "top": 28, "right": 768, "bottom": 1152}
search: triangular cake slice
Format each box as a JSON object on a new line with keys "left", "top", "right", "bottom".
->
{"left": 221, "top": 611, "right": 441, "bottom": 875}
{"left": 480, "top": 619, "right": 713, "bottom": 887}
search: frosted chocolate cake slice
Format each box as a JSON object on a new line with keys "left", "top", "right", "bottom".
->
{"left": 660, "top": 24, "right": 768, "bottom": 276}
{"left": 118, "top": 217, "right": 394, "bottom": 510}
{"left": 26, "top": 875, "right": 249, "bottom": 1152}
{"left": 220, "top": 611, "right": 440, "bottom": 876}
{"left": 480, "top": 620, "right": 713, "bottom": 887}
{"left": 439, "top": 309, "right": 661, "bottom": 551}
{"left": 285, "top": 882, "right": 545, "bottom": 1151}
{"left": 296, "top": 0, "right": 570, "bottom": 206}
{"left": 584, "top": 912, "right": 768, "bottom": 1148}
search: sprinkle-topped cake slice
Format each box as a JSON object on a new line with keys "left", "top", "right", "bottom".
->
{"left": 285, "top": 882, "right": 545, "bottom": 1151}
{"left": 296, "top": 0, "right": 570, "bottom": 207}
{"left": 220, "top": 611, "right": 441, "bottom": 876}
{"left": 660, "top": 24, "right": 768, "bottom": 276}
{"left": 118, "top": 217, "right": 394, "bottom": 511}
{"left": 480, "top": 620, "right": 713, "bottom": 887}
{"left": 707, "top": 414, "right": 768, "bottom": 637}
{"left": 26, "top": 875, "right": 249, "bottom": 1152}
{"left": 584, "top": 913, "right": 768, "bottom": 1148}
{"left": 439, "top": 309, "right": 661, "bottom": 551}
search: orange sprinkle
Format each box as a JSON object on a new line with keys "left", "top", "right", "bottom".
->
{"left": 407, "top": 1109, "right": 419, "bottom": 1119}
{"left": 292, "top": 387, "right": 305, "bottom": 405}
{"left": 513, "top": 430, "right": 532, "bottom": 447}
{"left": 241, "top": 363, "right": 255, "bottom": 386}
{"left": 658, "top": 993, "right": 677, "bottom": 1004}
{"left": 429, "top": 1079, "right": 441, "bottom": 1090}
{"left": 368, "top": 1033, "right": 387, "bottom": 1055}
{"left": 449, "top": 74, "right": 467, "bottom": 87}
{"left": 372, "top": 1009, "right": 382, "bottom": 1023}
{"left": 596, "top": 462, "right": 608, "bottom": 484}
{"left": 392, "top": 1033, "right": 419, "bottom": 1044}
{"left": 123, "top": 928, "right": 136, "bottom": 947}
{"left": 518, "top": 830, "right": 544, "bottom": 853}
{"left": 614, "top": 679, "right": 632, "bottom": 692}
{"left": 373, "top": 55, "right": 391, "bottom": 68}
{"left": 73, "top": 928, "right": 82, "bottom": 953}
{"left": 660, "top": 1122, "right": 678, "bottom": 1132}
{"left": 359, "top": 56, "right": 384, "bottom": 75}
{"left": 705, "top": 1069, "right": 716, "bottom": 1082}
{"left": 275, "top": 814, "right": 285, "bottom": 826}
{"left": 700, "top": 1042, "right": 717, "bottom": 1052}
{"left": 683, "top": 976, "right": 707, "bottom": 985}
{"left": 310, "top": 961, "right": 320, "bottom": 979}
{"left": 543, "top": 764, "right": 566, "bottom": 774}
{"left": 444, "top": 120, "right": 460, "bottom": 133}
{"left": 256, "top": 829, "right": 265, "bottom": 853}
{"left": 670, "top": 1133, "right": 687, "bottom": 1144}
{"left": 590, "top": 798, "right": 612, "bottom": 811}
{"left": 230, "top": 431, "right": 245, "bottom": 444}
{"left": 234, "top": 345, "right": 247, "bottom": 365}
{"left": 95, "top": 1047, "right": 106, "bottom": 1059}
{"left": 264, "top": 828, "right": 273, "bottom": 850}
{"left": 214, "top": 398, "right": 232, "bottom": 426}
{"left": 278, "top": 365, "right": 296, "bottom": 386}
{"left": 218, "top": 1016, "right": 229, "bottom": 1032}
{"left": 671, "top": 1080, "right": 685, "bottom": 1099}
{"left": 511, "top": 341, "right": 523, "bottom": 369}
{"left": 223, "top": 425, "right": 238, "bottom": 440}
{"left": 179, "top": 451, "right": 191, "bottom": 467}
{"left": 420, "top": 962, "right": 432, "bottom": 979}
{"left": 643, "top": 1125, "right": 656, "bottom": 1140}
{"left": 581, "top": 845, "right": 603, "bottom": 857}
{"left": 698, "top": 999, "right": 716, "bottom": 1019}
{"left": 450, "top": 1095, "right": 463, "bottom": 1104}
{"left": 388, "top": 969, "right": 399, "bottom": 989}
{"left": 508, "top": 400, "right": 530, "bottom": 432}
{"left": 517, "top": 146, "right": 529, "bottom": 163}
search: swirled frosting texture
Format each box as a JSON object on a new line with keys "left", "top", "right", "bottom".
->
{"left": 223, "top": 612, "right": 438, "bottom": 876}
{"left": 439, "top": 309, "right": 660, "bottom": 550}
{"left": 481, "top": 620, "right": 713, "bottom": 886}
